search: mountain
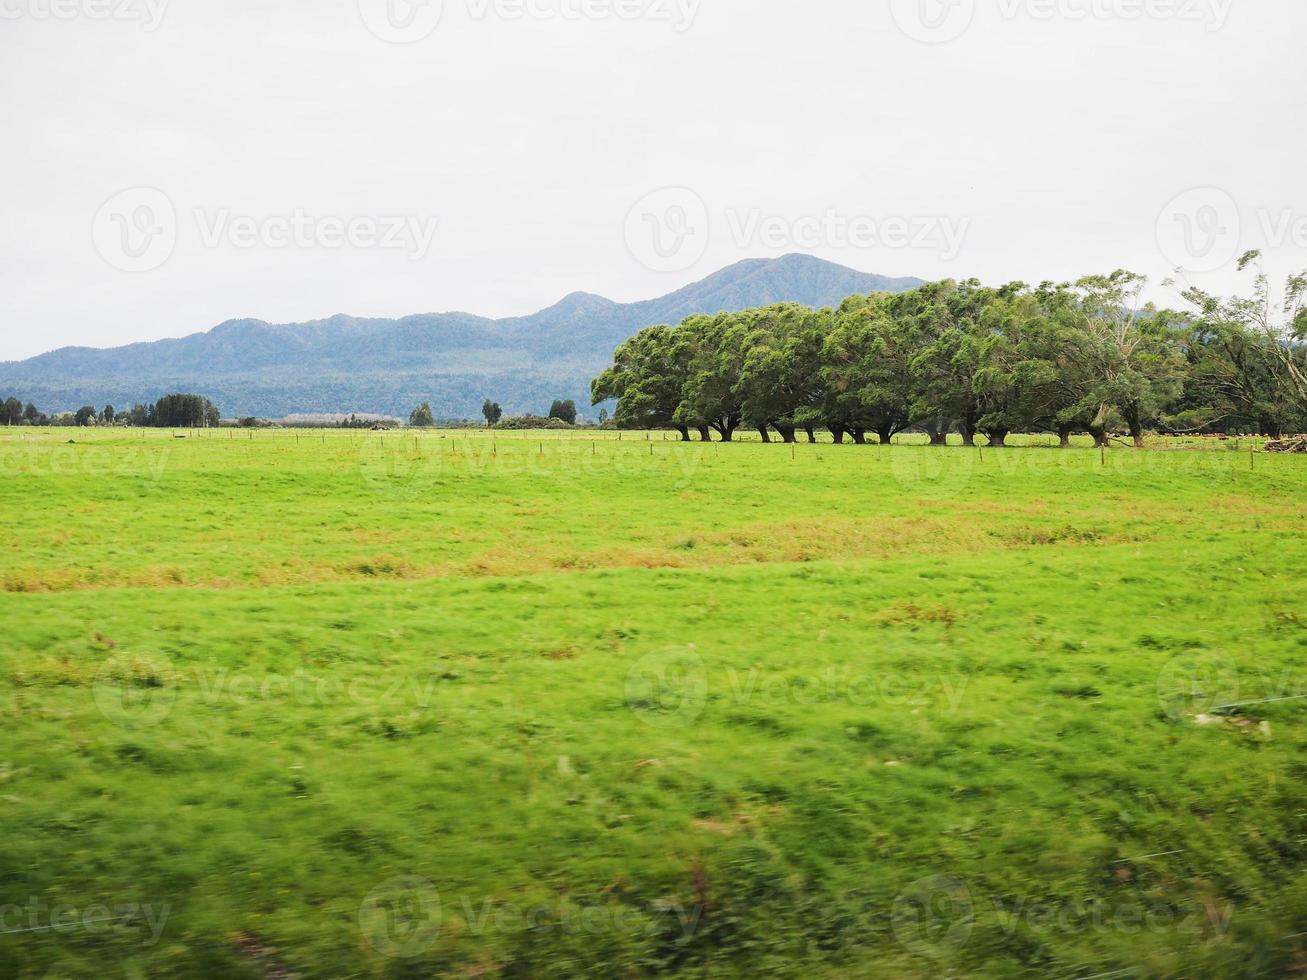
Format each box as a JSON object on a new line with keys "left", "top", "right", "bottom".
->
{"left": 0, "top": 255, "right": 923, "bottom": 419}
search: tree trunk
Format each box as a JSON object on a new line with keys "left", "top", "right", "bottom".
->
{"left": 850, "top": 429, "right": 867, "bottom": 445}
{"left": 675, "top": 425, "right": 691, "bottom": 442}
{"left": 1058, "top": 427, "right": 1072, "bottom": 448}
{"left": 757, "top": 426, "right": 771, "bottom": 443}
{"left": 697, "top": 426, "right": 712, "bottom": 442}
{"left": 830, "top": 424, "right": 846, "bottom": 445}
{"left": 876, "top": 427, "right": 895, "bottom": 446}
{"left": 1088, "top": 426, "right": 1109, "bottom": 449}
{"left": 1124, "top": 408, "right": 1145, "bottom": 448}
{"left": 775, "top": 424, "right": 797, "bottom": 444}
{"left": 804, "top": 425, "right": 817, "bottom": 444}
{"left": 985, "top": 430, "right": 1008, "bottom": 447}
{"left": 929, "top": 430, "right": 949, "bottom": 446}
{"left": 960, "top": 423, "right": 977, "bottom": 447}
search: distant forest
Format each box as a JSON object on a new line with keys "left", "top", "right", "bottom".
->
{"left": 3, "top": 393, "right": 220, "bottom": 429}
{"left": 593, "top": 254, "right": 1307, "bottom": 444}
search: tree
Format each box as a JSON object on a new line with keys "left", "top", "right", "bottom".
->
{"left": 75, "top": 405, "right": 97, "bottom": 426}
{"left": 737, "top": 305, "right": 822, "bottom": 442}
{"left": 409, "top": 403, "right": 434, "bottom": 427}
{"left": 904, "top": 280, "right": 1005, "bottom": 446}
{"left": 101, "top": 405, "right": 116, "bottom": 425}
{"left": 548, "top": 400, "right": 577, "bottom": 425}
{"left": 482, "top": 400, "right": 503, "bottom": 426}
{"left": 592, "top": 325, "right": 694, "bottom": 439}
{"left": 23, "top": 402, "right": 41, "bottom": 425}
{"left": 675, "top": 313, "right": 749, "bottom": 442}
{"left": 823, "top": 294, "right": 917, "bottom": 445}
{"left": 1170, "top": 251, "right": 1307, "bottom": 436}
{"left": 1, "top": 397, "right": 22, "bottom": 426}
{"left": 152, "top": 394, "right": 219, "bottom": 428}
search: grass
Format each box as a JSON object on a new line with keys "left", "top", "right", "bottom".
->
{"left": 1, "top": 427, "right": 1305, "bottom": 978}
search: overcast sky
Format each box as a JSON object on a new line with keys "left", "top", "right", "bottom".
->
{"left": 1, "top": 0, "right": 1304, "bottom": 361}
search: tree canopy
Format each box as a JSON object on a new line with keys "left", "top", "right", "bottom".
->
{"left": 593, "top": 269, "right": 1307, "bottom": 443}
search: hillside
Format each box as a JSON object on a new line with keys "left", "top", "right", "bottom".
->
{"left": 0, "top": 255, "right": 922, "bottom": 419}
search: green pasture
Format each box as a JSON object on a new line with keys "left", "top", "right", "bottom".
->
{"left": 0, "top": 428, "right": 1304, "bottom": 978}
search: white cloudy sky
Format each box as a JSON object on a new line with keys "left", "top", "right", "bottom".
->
{"left": 1, "top": 0, "right": 1304, "bottom": 361}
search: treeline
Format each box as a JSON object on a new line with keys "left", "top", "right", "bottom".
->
{"left": 1, "top": 394, "right": 220, "bottom": 428}
{"left": 592, "top": 254, "right": 1307, "bottom": 446}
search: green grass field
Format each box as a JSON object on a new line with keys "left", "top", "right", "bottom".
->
{"left": 2, "top": 428, "right": 1305, "bottom": 978}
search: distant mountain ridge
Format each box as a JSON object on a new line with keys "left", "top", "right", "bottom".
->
{"left": 1, "top": 255, "right": 923, "bottom": 418}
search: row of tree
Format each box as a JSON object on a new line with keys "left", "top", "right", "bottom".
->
{"left": 1, "top": 395, "right": 220, "bottom": 428}
{"left": 592, "top": 254, "right": 1307, "bottom": 446}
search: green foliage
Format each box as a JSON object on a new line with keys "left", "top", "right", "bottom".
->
{"left": 151, "top": 393, "right": 220, "bottom": 428}
{"left": 482, "top": 400, "right": 503, "bottom": 426}
{"left": 409, "top": 402, "right": 435, "bottom": 428}
{"left": 595, "top": 273, "right": 1307, "bottom": 444}
{"left": 548, "top": 399, "right": 578, "bottom": 424}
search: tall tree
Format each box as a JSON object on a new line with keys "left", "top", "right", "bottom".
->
{"left": 409, "top": 403, "right": 434, "bottom": 427}
{"left": 591, "top": 325, "right": 694, "bottom": 439}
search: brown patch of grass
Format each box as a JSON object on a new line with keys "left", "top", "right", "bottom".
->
{"left": 874, "top": 602, "right": 960, "bottom": 629}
